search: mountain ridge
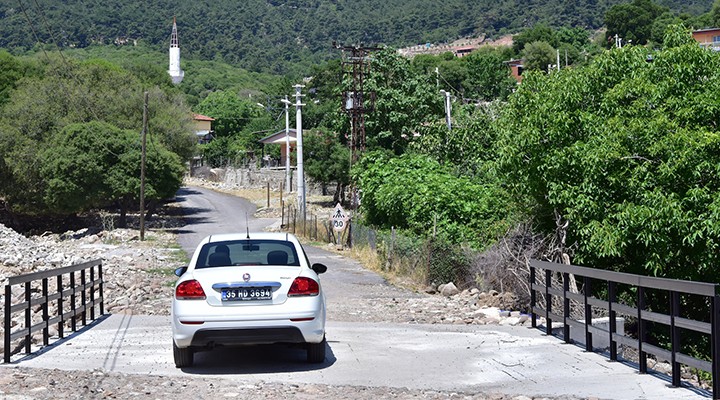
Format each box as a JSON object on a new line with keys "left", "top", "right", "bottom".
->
{"left": 0, "top": 0, "right": 711, "bottom": 74}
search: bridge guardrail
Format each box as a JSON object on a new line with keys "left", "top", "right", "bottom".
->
{"left": 530, "top": 259, "right": 720, "bottom": 399}
{"left": 3, "top": 259, "right": 104, "bottom": 363}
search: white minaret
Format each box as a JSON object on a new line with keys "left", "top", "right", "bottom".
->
{"left": 168, "top": 17, "right": 184, "bottom": 84}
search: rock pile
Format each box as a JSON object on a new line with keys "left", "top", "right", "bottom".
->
{"left": 0, "top": 223, "right": 179, "bottom": 356}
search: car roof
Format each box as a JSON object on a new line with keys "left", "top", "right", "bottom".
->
{"left": 205, "top": 232, "right": 297, "bottom": 243}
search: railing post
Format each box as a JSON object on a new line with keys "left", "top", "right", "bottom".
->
{"left": 671, "top": 290, "right": 681, "bottom": 387}
{"left": 70, "top": 272, "right": 77, "bottom": 332}
{"left": 99, "top": 263, "right": 104, "bottom": 315}
{"left": 81, "top": 269, "right": 87, "bottom": 326}
{"left": 42, "top": 278, "right": 49, "bottom": 346}
{"left": 90, "top": 266, "right": 96, "bottom": 321}
{"left": 348, "top": 220, "right": 353, "bottom": 249}
{"left": 24, "top": 282, "right": 31, "bottom": 355}
{"left": 608, "top": 281, "right": 617, "bottom": 361}
{"left": 584, "top": 276, "right": 592, "bottom": 351}
{"left": 4, "top": 284, "right": 11, "bottom": 363}
{"left": 545, "top": 269, "right": 552, "bottom": 335}
{"left": 563, "top": 272, "right": 571, "bottom": 343}
{"left": 638, "top": 286, "right": 647, "bottom": 374}
{"left": 57, "top": 275, "right": 64, "bottom": 339}
{"left": 530, "top": 264, "right": 537, "bottom": 328}
{"left": 281, "top": 200, "right": 285, "bottom": 228}
{"left": 712, "top": 292, "right": 720, "bottom": 400}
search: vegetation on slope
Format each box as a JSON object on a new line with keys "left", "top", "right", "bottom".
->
{"left": 0, "top": 0, "right": 712, "bottom": 75}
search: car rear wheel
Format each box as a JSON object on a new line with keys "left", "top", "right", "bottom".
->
{"left": 307, "top": 336, "right": 326, "bottom": 363}
{"left": 173, "top": 342, "right": 194, "bottom": 368}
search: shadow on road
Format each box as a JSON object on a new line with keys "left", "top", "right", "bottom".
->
{"left": 180, "top": 342, "right": 336, "bottom": 375}
{"left": 169, "top": 187, "right": 212, "bottom": 230}
{"left": 175, "top": 187, "right": 203, "bottom": 199}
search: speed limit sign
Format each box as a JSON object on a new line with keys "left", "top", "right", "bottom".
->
{"left": 331, "top": 203, "right": 349, "bottom": 232}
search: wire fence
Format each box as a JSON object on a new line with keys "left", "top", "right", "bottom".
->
{"left": 281, "top": 203, "right": 462, "bottom": 287}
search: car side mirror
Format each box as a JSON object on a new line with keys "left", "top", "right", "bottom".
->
{"left": 311, "top": 263, "right": 327, "bottom": 274}
{"left": 174, "top": 266, "right": 188, "bottom": 277}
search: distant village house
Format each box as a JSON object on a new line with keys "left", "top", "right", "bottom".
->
{"left": 692, "top": 28, "right": 720, "bottom": 51}
{"left": 193, "top": 113, "right": 215, "bottom": 144}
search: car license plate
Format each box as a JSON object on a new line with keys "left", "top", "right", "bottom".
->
{"left": 221, "top": 287, "right": 272, "bottom": 301}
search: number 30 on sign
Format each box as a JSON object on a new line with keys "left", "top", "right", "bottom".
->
{"left": 331, "top": 204, "right": 349, "bottom": 232}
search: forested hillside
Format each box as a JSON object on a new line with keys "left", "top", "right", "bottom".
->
{"left": 0, "top": 0, "right": 711, "bottom": 75}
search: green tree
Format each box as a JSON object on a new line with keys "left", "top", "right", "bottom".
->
{"left": 604, "top": 0, "right": 668, "bottom": 47}
{"left": 662, "top": 23, "right": 695, "bottom": 49}
{"left": 650, "top": 12, "right": 683, "bottom": 46}
{"left": 410, "top": 102, "right": 502, "bottom": 178}
{"left": 462, "top": 47, "right": 517, "bottom": 101}
{"left": 497, "top": 39, "right": 720, "bottom": 281}
{"left": 711, "top": 0, "right": 720, "bottom": 27}
{"left": 194, "top": 90, "right": 264, "bottom": 137}
{"left": 361, "top": 48, "right": 444, "bottom": 155}
{"left": 41, "top": 122, "right": 184, "bottom": 225}
{"left": 194, "top": 90, "right": 271, "bottom": 165}
{"left": 0, "top": 56, "right": 193, "bottom": 216}
{"left": 304, "top": 129, "right": 351, "bottom": 203}
{"left": 512, "top": 24, "right": 558, "bottom": 54}
{"left": 0, "top": 51, "right": 31, "bottom": 106}
{"left": 522, "top": 41, "right": 557, "bottom": 72}
{"left": 555, "top": 26, "right": 591, "bottom": 51}
{"left": 356, "top": 151, "right": 509, "bottom": 246}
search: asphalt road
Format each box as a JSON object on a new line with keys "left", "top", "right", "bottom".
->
{"left": 173, "top": 185, "right": 277, "bottom": 256}
{"left": 7, "top": 185, "right": 711, "bottom": 399}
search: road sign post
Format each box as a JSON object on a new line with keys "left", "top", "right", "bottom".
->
{"left": 331, "top": 204, "right": 350, "bottom": 249}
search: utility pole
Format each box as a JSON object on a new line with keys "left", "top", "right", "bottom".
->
{"left": 294, "top": 85, "right": 306, "bottom": 219}
{"left": 556, "top": 49, "right": 560, "bottom": 71}
{"left": 280, "top": 96, "right": 292, "bottom": 193}
{"left": 335, "top": 42, "right": 381, "bottom": 209}
{"left": 139, "top": 91, "right": 148, "bottom": 241}
{"left": 440, "top": 90, "right": 452, "bottom": 131}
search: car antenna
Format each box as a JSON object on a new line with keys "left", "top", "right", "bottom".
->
{"left": 246, "top": 213, "right": 250, "bottom": 239}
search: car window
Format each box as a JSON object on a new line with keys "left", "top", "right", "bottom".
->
{"left": 196, "top": 240, "right": 301, "bottom": 269}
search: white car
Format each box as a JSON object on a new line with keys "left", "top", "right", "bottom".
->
{"left": 171, "top": 232, "right": 327, "bottom": 367}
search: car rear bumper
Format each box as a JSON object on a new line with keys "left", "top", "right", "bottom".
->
{"left": 189, "top": 326, "right": 306, "bottom": 347}
{"left": 172, "top": 313, "right": 326, "bottom": 348}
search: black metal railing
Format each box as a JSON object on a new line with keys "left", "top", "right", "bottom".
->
{"left": 530, "top": 259, "right": 720, "bottom": 399}
{"left": 3, "top": 259, "right": 104, "bottom": 363}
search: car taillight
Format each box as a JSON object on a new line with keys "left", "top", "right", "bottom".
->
{"left": 176, "top": 280, "right": 206, "bottom": 300}
{"left": 288, "top": 277, "right": 319, "bottom": 297}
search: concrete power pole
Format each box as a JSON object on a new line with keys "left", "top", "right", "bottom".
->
{"left": 294, "top": 85, "right": 306, "bottom": 219}
{"left": 440, "top": 90, "right": 452, "bottom": 131}
{"left": 556, "top": 49, "right": 560, "bottom": 71}
{"left": 280, "top": 96, "right": 292, "bottom": 193}
{"left": 139, "top": 91, "right": 149, "bottom": 241}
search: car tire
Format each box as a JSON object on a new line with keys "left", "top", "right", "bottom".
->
{"left": 173, "top": 342, "right": 194, "bottom": 368}
{"left": 307, "top": 336, "right": 326, "bottom": 363}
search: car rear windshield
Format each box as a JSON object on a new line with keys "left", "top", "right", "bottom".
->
{"left": 196, "top": 240, "right": 301, "bottom": 269}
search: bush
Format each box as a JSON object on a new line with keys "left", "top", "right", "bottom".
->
{"left": 425, "top": 236, "right": 471, "bottom": 287}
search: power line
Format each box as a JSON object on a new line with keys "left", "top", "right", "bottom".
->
{"left": 436, "top": 68, "right": 463, "bottom": 98}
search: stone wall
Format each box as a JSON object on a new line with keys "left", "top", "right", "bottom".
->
{"left": 190, "top": 165, "right": 333, "bottom": 196}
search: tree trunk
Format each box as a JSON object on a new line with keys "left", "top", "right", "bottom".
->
{"left": 145, "top": 200, "right": 157, "bottom": 221}
{"left": 332, "top": 182, "right": 342, "bottom": 205}
{"left": 118, "top": 200, "right": 128, "bottom": 228}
